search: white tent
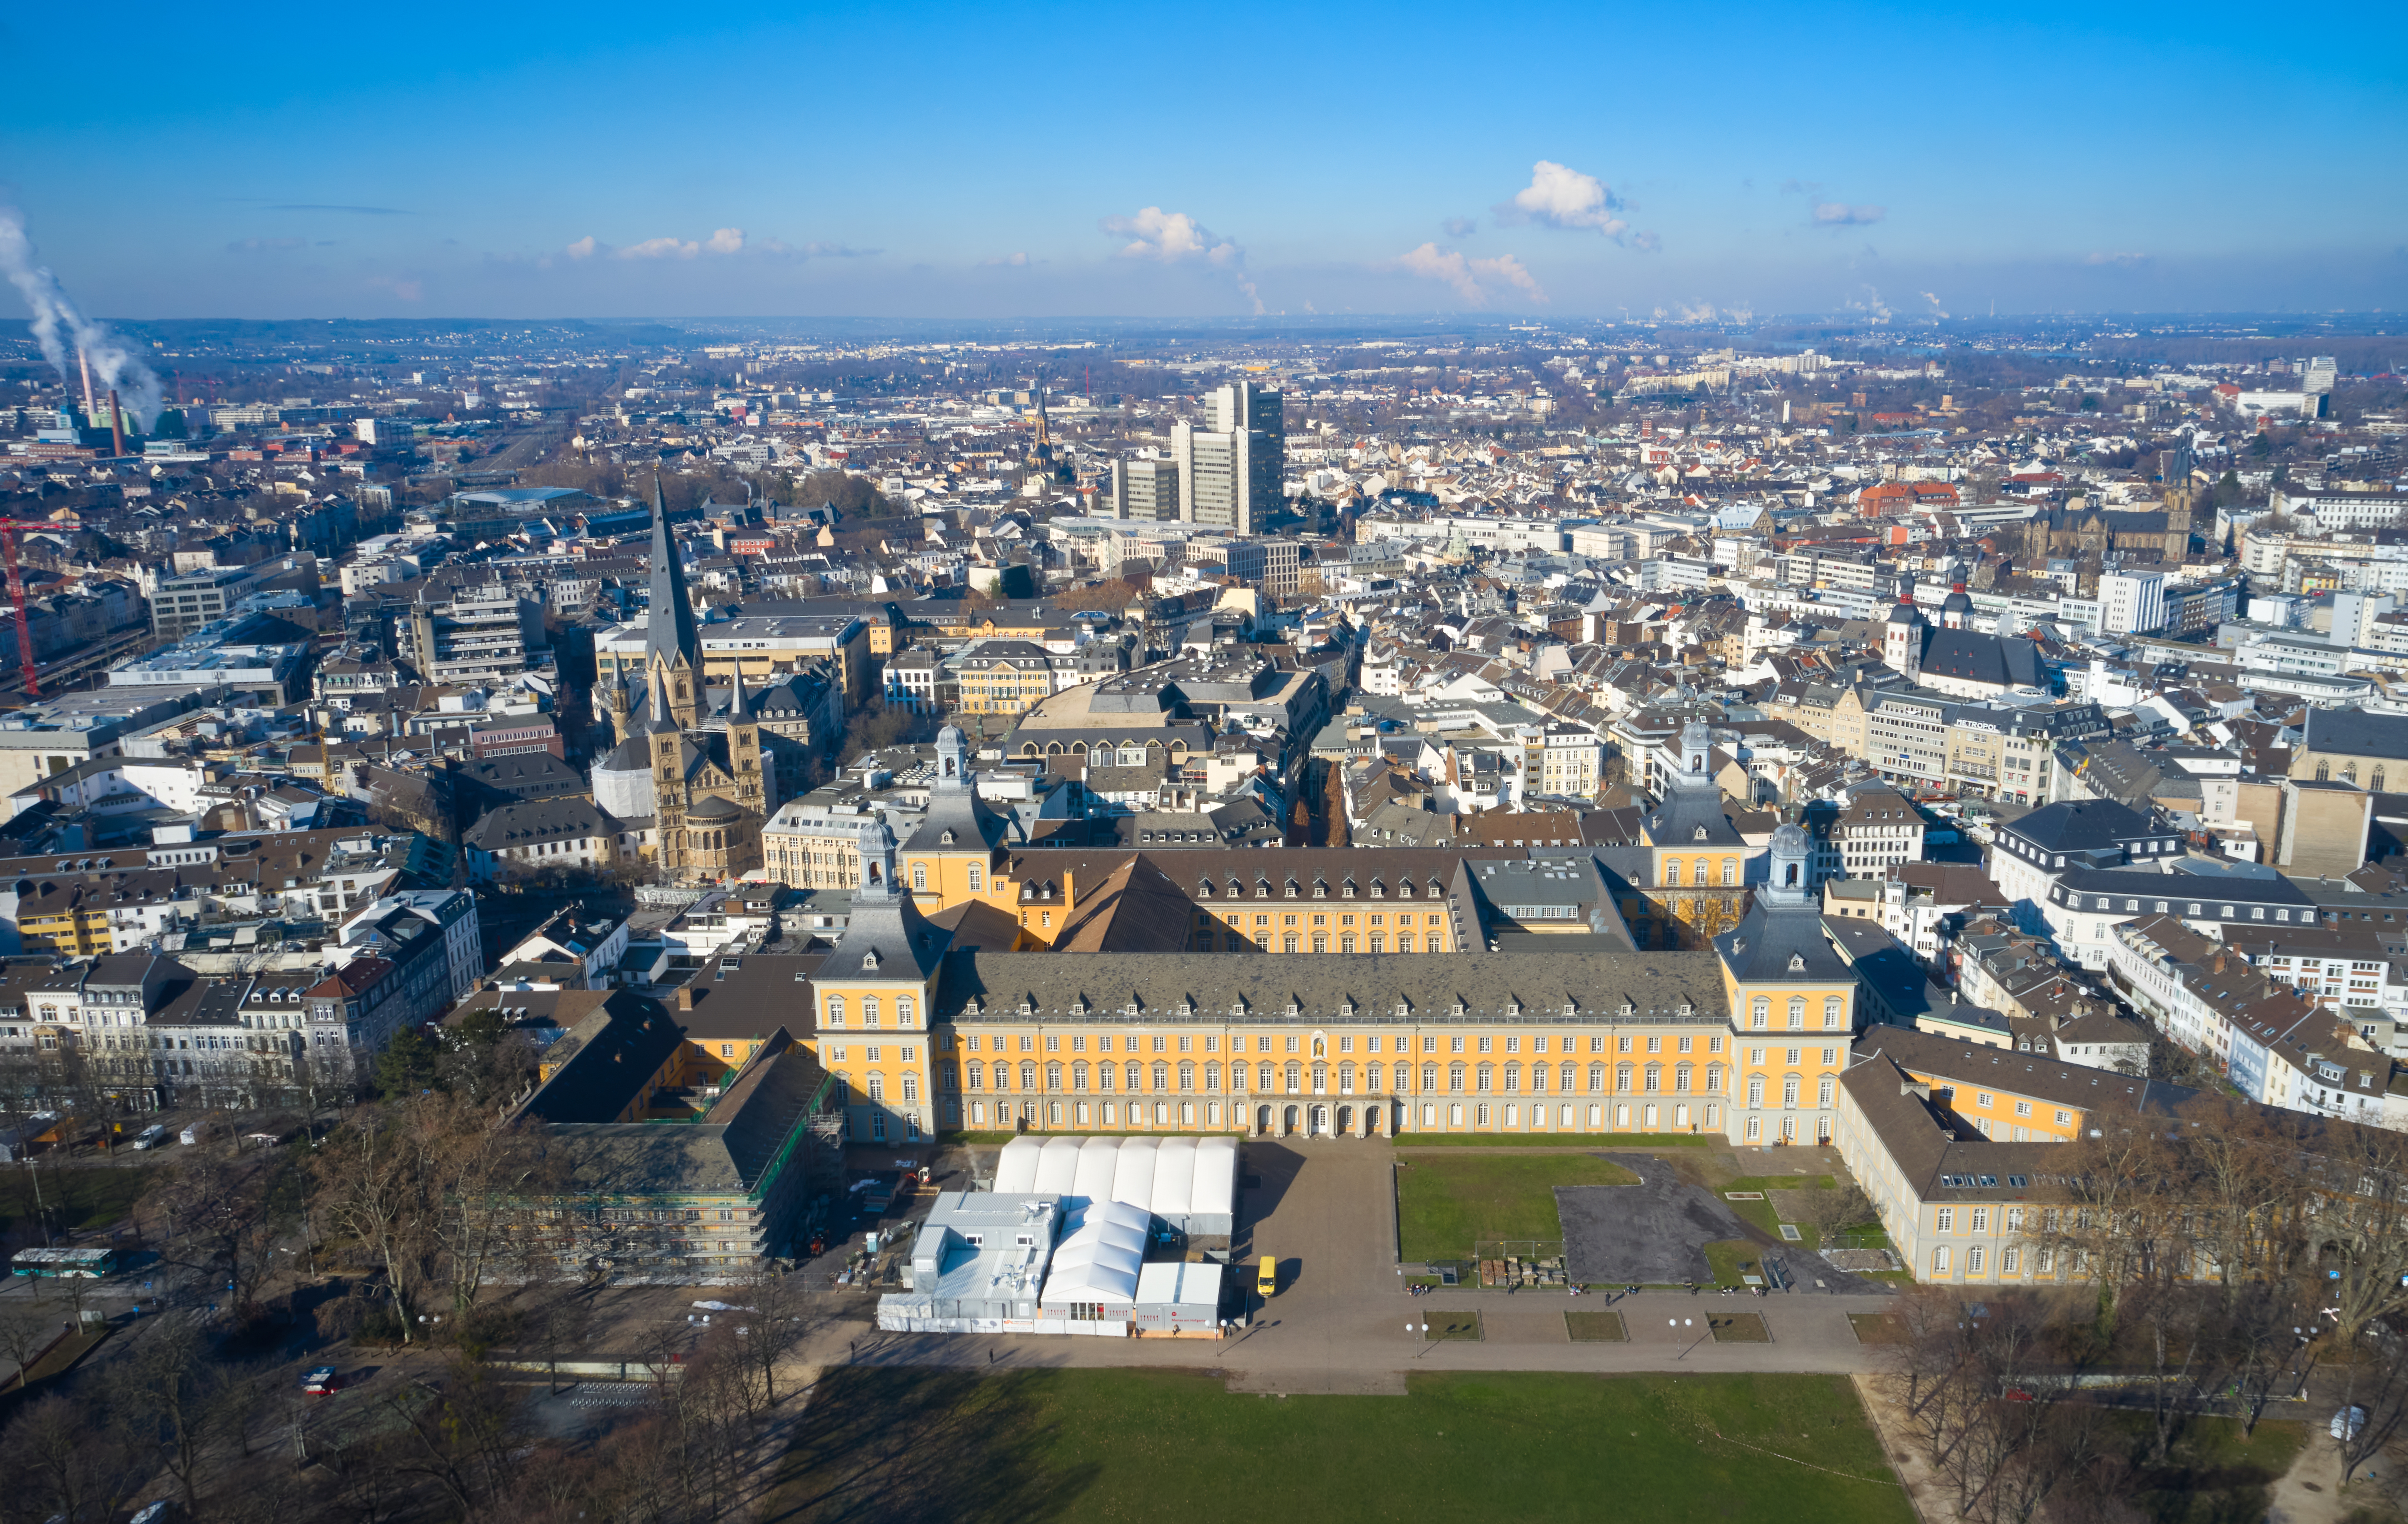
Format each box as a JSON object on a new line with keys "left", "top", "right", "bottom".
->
{"left": 983, "top": 1134, "right": 1239, "bottom": 1236}
{"left": 1032, "top": 1136, "right": 1083, "bottom": 1195}
{"left": 1072, "top": 1136, "right": 1121, "bottom": 1203}
{"left": 1040, "top": 1199, "right": 1150, "bottom": 1308}
{"left": 1110, "top": 1137, "right": 1159, "bottom": 1209}
{"left": 1191, "top": 1138, "right": 1238, "bottom": 1226}
{"left": 1153, "top": 1137, "right": 1198, "bottom": 1218}
{"left": 992, "top": 1136, "right": 1044, "bottom": 1195}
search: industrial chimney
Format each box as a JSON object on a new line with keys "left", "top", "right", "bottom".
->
{"left": 108, "top": 388, "right": 125, "bottom": 457}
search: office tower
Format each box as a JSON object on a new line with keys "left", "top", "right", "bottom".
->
{"left": 1108, "top": 457, "right": 1180, "bottom": 520}
{"left": 1170, "top": 381, "right": 1284, "bottom": 535}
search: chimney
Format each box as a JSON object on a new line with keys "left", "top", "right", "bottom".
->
{"left": 108, "top": 389, "right": 125, "bottom": 458}
{"left": 78, "top": 348, "right": 95, "bottom": 417}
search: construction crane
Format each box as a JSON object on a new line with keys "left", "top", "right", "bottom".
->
{"left": 0, "top": 519, "right": 82, "bottom": 699}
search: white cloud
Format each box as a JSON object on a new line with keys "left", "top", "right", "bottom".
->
{"left": 619, "top": 236, "right": 702, "bottom": 259}
{"left": 1394, "top": 243, "right": 1546, "bottom": 307}
{"left": 1496, "top": 160, "right": 1626, "bottom": 236}
{"left": 1812, "top": 202, "right": 1886, "bottom": 227}
{"left": 1443, "top": 216, "right": 1478, "bottom": 237}
{"left": 1101, "top": 206, "right": 1243, "bottom": 266}
{"left": 1100, "top": 206, "right": 1261, "bottom": 313}
{"left": 2086, "top": 251, "right": 2151, "bottom": 268}
{"left": 704, "top": 227, "right": 745, "bottom": 254}
{"left": 564, "top": 236, "right": 599, "bottom": 260}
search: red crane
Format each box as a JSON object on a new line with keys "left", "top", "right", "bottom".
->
{"left": 0, "top": 520, "right": 81, "bottom": 699}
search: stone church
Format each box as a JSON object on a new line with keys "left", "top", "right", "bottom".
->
{"left": 592, "top": 481, "right": 775, "bottom": 880}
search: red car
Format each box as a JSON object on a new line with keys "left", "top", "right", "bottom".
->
{"left": 303, "top": 1366, "right": 342, "bottom": 1395}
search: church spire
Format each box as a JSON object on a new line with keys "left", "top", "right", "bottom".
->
{"left": 727, "top": 659, "right": 750, "bottom": 720}
{"left": 645, "top": 475, "right": 700, "bottom": 673}
{"left": 646, "top": 663, "right": 677, "bottom": 734}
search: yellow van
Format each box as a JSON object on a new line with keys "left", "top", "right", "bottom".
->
{"left": 1256, "top": 1255, "right": 1277, "bottom": 1298}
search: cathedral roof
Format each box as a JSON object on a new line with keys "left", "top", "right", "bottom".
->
{"left": 1914, "top": 627, "right": 2044, "bottom": 689}
{"left": 689, "top": 794, "right": 741, "bottom": 824}
{"left": 644, "top": 475, "right": 701, "bottom": 673}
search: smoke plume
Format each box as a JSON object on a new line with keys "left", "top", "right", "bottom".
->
{"left": 0, "top": 204, "right": 165, "bottom": 430}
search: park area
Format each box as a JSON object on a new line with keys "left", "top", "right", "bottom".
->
{"left": 1393, "top": 1153, "right": 1634, "bottom": 1262}
{"left": 770, "top": 1368, "right": 1914, "bottom": 1524}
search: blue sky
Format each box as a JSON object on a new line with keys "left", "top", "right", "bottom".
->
{"left": 3, "top": 0, "right": 2403, "bottom": 319}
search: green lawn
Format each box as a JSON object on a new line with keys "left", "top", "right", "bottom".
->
{"left": 769, "top": 1369, "right": 1914, "bottom": 1524}
{"left": 1394, "top": 1154, "right": 1635, "bottom": 1261}
{"left": 0, "top": 1166, "right": 149, "bottom": 1235}
{"left": 1397, "top": 1133, "right": 1712, "bottom": 1148}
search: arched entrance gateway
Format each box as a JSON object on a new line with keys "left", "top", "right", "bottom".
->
{"left": 1255, "top": 1105, "right": 1273, "bottom": 1136}
{"left": 1310, "top": 1104, "right": 1330, "bottom": 1135}
{"left": 1335, "top": 1105, "right": 1354, "bottom": 1136}
{"left": 1282, "top": 1104, "right": 1300, "bottom": 1136}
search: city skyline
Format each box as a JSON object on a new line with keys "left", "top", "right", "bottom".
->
{"left": 3, "top": 0, "right": 2404, "bottom": 320}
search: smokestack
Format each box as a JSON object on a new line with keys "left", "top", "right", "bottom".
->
{"left": 78, "top": 348, "right": 95, "bottom": 417}
{"left": 108, "top": 388, "right": 125, "bottom": 457}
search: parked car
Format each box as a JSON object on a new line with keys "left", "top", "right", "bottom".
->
{"left": 130, "top": 1125, "right": 168, "bottom": 1151}
{"left": 2332, "top": 1405, "right": 2368, "bottom": 1441}
{"left": 302, "top": 1366, "right": 343, "bottom": 1396}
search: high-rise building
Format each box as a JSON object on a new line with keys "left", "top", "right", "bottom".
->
{"left": 1108, "top": 457, "right": 1180, "bottom": 520}
{"left": 1168, "top": 381, "right": 1284, "bottom": 535}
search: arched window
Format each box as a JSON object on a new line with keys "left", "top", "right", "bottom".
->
{"left": 1784, "top": 860, "right": 1799, "bottom": 887}
{"left": 2344, "top": 763, "right": 2359, "bottom": 784}
{"left": 2378, "top": 768, "right": 2389, "bottom": 792}
{"left": 2317, "top": 761, "right": 2331, "bottom": 781}
{"left": 824, "top": 994, "right": 846, "bottom": 1025}
{"left": 1787, "top": 998, "right": 1805, "bottom": 1028}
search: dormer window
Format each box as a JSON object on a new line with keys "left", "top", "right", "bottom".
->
{"left": 1285, "top": 880, "right": 1300, "bottom": 898}
{"left": 1312, "top": 880, "right": 1329, "bottom": 899}
{"left": 1399, "top": 882, "right": 1414, "bottom": 898}
{"left": 861, "top": 950, "right": 881, "bottom": 971}
{"left": 1788, "top": 953, "right": 1806, "bottom": 972}
{"left": 1198, "top": 881, "right": 1213, "bottom": 898}
{"left": 1342, "top": 881, "right": 1357, "bottom": 898}
{"left": 1371, "top": 880, "right": 1386, "bottom": 898}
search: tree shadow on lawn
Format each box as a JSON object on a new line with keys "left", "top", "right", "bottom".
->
{"left": 766, "top": 1365, "right": 1102, "bottom": 1524}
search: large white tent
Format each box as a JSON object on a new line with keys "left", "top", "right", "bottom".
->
{"left": 1037, "top": 1199, "right": 1150, "bottom": 1309}
{"left": 993, "top": 1134, "right": 1238, "bottom": 1235}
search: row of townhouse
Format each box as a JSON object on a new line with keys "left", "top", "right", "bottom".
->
{"left": 0, "top": 889, "right": 481, "bottom": 1111}
{"left": 2103, "top": 913, "right": 2408, "bottom": 1128}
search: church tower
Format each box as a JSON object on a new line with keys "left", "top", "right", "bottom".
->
{"left": 1883, "top": 578, "right": 1925, "bottom": 680}
{"left": 644, "top": 475, "right": 703, "bottom": 729}
{"left": 725, "top": 665, "right": 765, "bottom": 814}
{"left": 2161, "top": 444, "right": 2196, "bottom": 560}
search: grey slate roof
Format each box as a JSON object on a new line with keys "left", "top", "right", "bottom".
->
{"left": 932, "top": 949, "right": 1726, "bottom": 1026}
{"left": 2304, "top": 707, "right": 2408, "bottom": 761}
